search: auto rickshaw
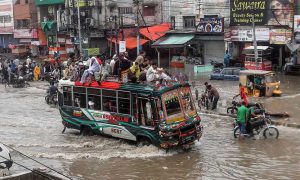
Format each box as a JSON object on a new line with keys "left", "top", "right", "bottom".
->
{"left": 239, "top": 70, "right": 282, "bottom": 97}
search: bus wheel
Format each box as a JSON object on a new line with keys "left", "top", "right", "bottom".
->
{"left": 136, "top": 137, "right": 151, "bottom": 147}
{"left": 80, "top": 126, "right": 94, "bottom": 136}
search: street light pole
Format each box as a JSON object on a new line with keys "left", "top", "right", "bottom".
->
{"left": 252, "top": 14, "right": 258, "bottom": 70}
{"left": 77, "top": 1, "right": 83, "bottom": 56}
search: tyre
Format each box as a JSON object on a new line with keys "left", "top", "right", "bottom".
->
{"left": 227, "top": 107, "right": 237, "bottom": 115}
{"left": 80, "top": 126, "right": 94, "bottom": 136}
{"left": 263, "top": 127, "right": 279, "bottom": 139}
{"left": 136, "top": 137, "right": 152, "bottom": 147}
{"left": 45, "top": 96, "right": 50, "bottom": 104}
{"left": 233, "top": 126, "right": 240, "bottom": 138}
{"left": 25, "top": 82, "right": 30, "bottom": 88}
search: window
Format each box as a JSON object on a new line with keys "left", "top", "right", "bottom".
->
{"left": 119, "top": 7, "right": 133, "bottom": 14}
{"left": 222, "top": 69, "right": 233, "bottom": 75}
{"left": 73, "top": 87, "right": 87, "bottom": 108}
{"left": 183, "top": 16, "right": 195, "bottom": 28}
{"left": 233, "top": 69, "right": 240, "bottom": 75}
{"left": 118, "top": 91, "right": 130, "bottom": 115}
{"left": 102, "top": 90, "right": 117, "bottom": 112}
{"left": 165, "top": 96, "right": 181, "bottom": 116}
{"left": 87, "top": 88, "right": 101, "bottom": 110}
{"left": 0, "top": 16, "right": 11, "bottom": 23}
{"left": 179, "top": 88, "right": 195, "bottom": 113}
{"left": 170, "top": 16, "right": 175, "bottom": 29}
{"left": 204, "top": 15, "right": 218, "bottom": 18}
{"left": 63, "top": 86, "right": 72, "bottom": 106}
{"left": 25, "top": 0, "right": 28, "bottom": 4}
{"left": 143, "top": 6, "right": 155, "bottom": 16}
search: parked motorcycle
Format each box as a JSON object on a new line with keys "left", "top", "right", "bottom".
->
{"left": 5, "top": 75, "right": 30, "bottom": 88}
{"left": 227, "top": 96, "right": 263, "bottom": 115}
{"left": 198, "top": 92, "right": 210, "bottom": 110}
{"left": 210, "top": 60, "right": 224, "bottom": 72}
{"left": 233, "top": 109, "right": 279, "bottom": 139}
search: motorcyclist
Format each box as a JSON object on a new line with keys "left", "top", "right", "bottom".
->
{"left": 246, "top": 103, "right": 265, "bottom": 135}
{"left": 47, "top": 82, "right": 58, "bottom": 102}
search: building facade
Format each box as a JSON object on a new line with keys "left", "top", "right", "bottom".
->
{"left": 0, "top": 0, "right": 15, "bottom": 53}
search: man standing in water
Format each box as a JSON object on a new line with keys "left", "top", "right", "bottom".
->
{"left": 224, "top": 50, "right": 230, "bottom": 67}
{"left": 237, "top": 101, "right": 249, "bottom": 136}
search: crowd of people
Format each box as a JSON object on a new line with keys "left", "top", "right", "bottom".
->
{"left": 0, "top": 56, "right": 44, "bottom": 85}
{"left": 61, "top": 51, "right": 174, "bottom": 86}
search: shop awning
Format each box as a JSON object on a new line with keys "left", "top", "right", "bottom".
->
{"left": 35, "top": 0, "right": 64, "bottom": 6}
{"left": 139, "top": 23, "right": 171, "bottom": 41}
{"left": 152, "top": 34, "right": 194, "bottom": 48}
{"left": 107, "top": 37, "right": 149, "bottom": 49}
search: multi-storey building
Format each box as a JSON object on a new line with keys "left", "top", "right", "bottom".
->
{"left": 13, "top": 0, "right": 39, "bottom": 56}
{"left": 0, "top": 0, "right": 15, "bottom": 53}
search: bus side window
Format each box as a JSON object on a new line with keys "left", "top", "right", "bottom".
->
{"left": 73, "top": 87, "right": 86, "bottom": 108}
{"left": 132, "top": 94, "right": 138, "bottom": 124}
{"left": 87, "top": 88, "right": 101, "bottom": 110}
{"left": 63, "top": 87, "right": 72, "bottom": 106}
{"left": 103, "top": 90, "right": 117, "bottom": 112}
{"left": 118, "top": 91, "right": 130, "bottom": 115}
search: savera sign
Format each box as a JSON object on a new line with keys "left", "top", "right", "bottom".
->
{"left": 230, "top": 0, "right": 294, "bottom": 27}
{"left": 230, "top": 0, "right": 267, "bottom": 25}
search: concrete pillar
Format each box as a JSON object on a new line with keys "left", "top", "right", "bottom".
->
{"left": 279, "top": 46, "right": 283, "bottom": 68}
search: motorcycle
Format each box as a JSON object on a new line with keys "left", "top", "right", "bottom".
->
{"left": 227, "top": 96, "right": 263, "bottom": 115}
{"left": 5, "top": 75, "right": 30, "bottom": 88}
{"left": 210, "top": 60, "right": 224, "bottom": 72}
{"left": 45, "top": 92, "right": 58, "bottom": 106}
{"left": 233, "top": 109, "right": 279, "bottom": 139}
{"left": 198, "top": 91, "right": 210, "bottom": 110}
{"left": 0, "top": 143, "right": 13, "bottom": 173}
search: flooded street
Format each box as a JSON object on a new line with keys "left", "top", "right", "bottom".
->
{"left": 1, "top": 74, "right": 300, "bottom": 179}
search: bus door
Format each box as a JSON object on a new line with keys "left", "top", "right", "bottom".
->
{"left": 136, "top": 97, "right": 156, "bottom": 129}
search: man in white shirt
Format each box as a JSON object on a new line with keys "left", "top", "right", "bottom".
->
{"left": 26, "top": 56, "right": 31, "bottom": 66}
{"left": 146, "top": 62, "right": 158, "bottom": 82}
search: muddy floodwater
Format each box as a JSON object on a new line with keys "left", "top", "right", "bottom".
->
{"left": 1, "top": 75, "right": 300, "bottom": 179}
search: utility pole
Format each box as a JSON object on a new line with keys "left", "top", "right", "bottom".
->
{"left": 252, "top": 14, "right": 258, "bottom": 70}
{"left": 77, "top": 0, "right": 83, "bottom": 56}
{"left": 134, "top": 0, "right": 140, "bottom": 56}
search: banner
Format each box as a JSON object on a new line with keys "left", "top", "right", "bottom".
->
{"left": 294, "top": 15, "right": 300, "bottom": 33}
{"left": 270, "top": 29, "right": 292, "bottom": 44}
{"left": 196, "top": 18, "right": 224, "bottom": 33}
{"left": 225, "top": 27, "right": 269, "bottom": 42}
{"left": 230, "top": 0, "right": 294, "bottom": 27}
{"left": 14, "top": 29, "right": 38, "bottom": 39}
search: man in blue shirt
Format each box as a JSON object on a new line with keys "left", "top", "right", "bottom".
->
{"left": 224, "top": 50, "right": 230, "bottom": 67}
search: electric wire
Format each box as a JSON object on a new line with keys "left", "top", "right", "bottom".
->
{"left": 0, "top": 142, "right": 73, "bottom": 180}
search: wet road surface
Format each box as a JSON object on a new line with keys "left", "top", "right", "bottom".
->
{"left": 0, "top": 79, "right": 300, "bottom": 179}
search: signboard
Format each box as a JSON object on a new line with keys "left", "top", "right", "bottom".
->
{"left": 230, "top": 0, "right": 294, "bottom": 27}
{"left": 119, "top": 41, "right": 126, "bottom": 53}
{"left": 85, "top": 48, "right": 99, "bottom": 56}
{"left": 14, "top": 29, "right": 38, "bottom": 39}
{"left": 294, "top": 15, "right": 300, "bottom": 33}
{"left": 270, "top": 29, "right": 292, "bottom": 44}
{"left": 225, "top": 27, "right": 269, "bottom": 42}
{"left": 68, "top": 0, "right": 95, "bottom": 7}
{"left": 31, "top": 41, "right": 40, "bottom": 45}
{"left": 196, "top": 18, "right": 224, "bottom": 33}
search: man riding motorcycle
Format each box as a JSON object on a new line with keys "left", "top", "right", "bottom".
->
{"left": 47, "top": 82, "right": 58, "bottom": 103}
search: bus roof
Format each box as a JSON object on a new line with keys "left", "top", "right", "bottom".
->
{"left": 240, "top": 70, "right": 273, "bottom": 75}
{"left": 59, "top": 79, "right": 190, "bottom": 96}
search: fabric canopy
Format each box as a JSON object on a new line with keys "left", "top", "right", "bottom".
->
{"left": 42, "top": 21, "right": 56, "bottom": 32}
{"left": 107, "top": 37, "right": 149, "bottom": 49}
{"left": 139, "top": 23, "right": 171, "bottom": 41}
{"left": 152, "top": 34, "right": 195, "bottom": 48}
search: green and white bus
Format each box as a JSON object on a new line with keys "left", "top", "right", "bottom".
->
{"left": 58, "top": 79, "right": 203, "bottom": 149}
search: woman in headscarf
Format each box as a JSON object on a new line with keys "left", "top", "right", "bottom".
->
{"left": 80, "top": 57, "right": 100, "bottom": 84}
{"left": 33, "top": 64, "right": 41, "bottom": 81}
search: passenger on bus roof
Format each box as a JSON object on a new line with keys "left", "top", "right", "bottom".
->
{"left": 80, "top": 57, "right": 100, "bottom": 84}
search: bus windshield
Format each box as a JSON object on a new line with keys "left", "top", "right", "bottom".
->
{"left": 165, "top": 95, "right": 181, "bottom": 116}
{"left": 179, "top": 87, "right": 196, "bottom": 116}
